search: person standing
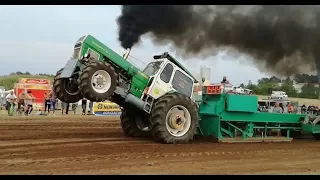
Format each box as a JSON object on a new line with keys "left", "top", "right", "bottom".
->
{"left": 6, "top": 91, "right": 17, "bottom": 116}
{"left": 221, "top": 76, "right": 230, "bottom": 84}
{"left": 49, "top": 90, "right": 56, "bottom": 116}
{"left": 24, "top": 91, "right": 35, "bottom": 116}
{"left": 273, "top": 102, "right": 283, "bottom": 113}
{"left": 44, "top": 91, "right": 51, "bottom": 114}
{"left": 88, "top": 101, "right": 94, "bottom": 115}
{"left": 301, "top": 104, "right": 307, "bottom": 114}
{"left": 17, "top": 91, "right": 27, "bottom": 116}
{"left": 81, "top": 98, "right": 87, "bottom": 115}
{"left": 287, "top": 103, "right": 293, "bottom": 113}
{"left": 62, "top": 102, "right": 69, "bottom": 115}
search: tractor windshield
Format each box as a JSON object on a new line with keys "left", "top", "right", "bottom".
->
{"left": 143, "top": 61, "right": 163, "bottom": 76}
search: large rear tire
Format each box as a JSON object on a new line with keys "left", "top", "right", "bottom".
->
{"left": 53, "top": 69, "right": 82, "bottom": 103}
{"left": 120, "top": 109, "right": 151, "bottom": 137}
{"left": 79, "top": 61, "right": 118, "bottom": 102}
{"left": 150, "top": 93, "right": 199, "bottom": 144}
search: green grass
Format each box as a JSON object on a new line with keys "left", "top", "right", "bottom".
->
{"left": 0, "top": 75, "right": 54, "bottom": 90}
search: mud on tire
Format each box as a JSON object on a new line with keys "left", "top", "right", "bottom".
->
{"left": 53, "top": 69, "right": 82, "bottom": 103}
{"left": 120, "top": 110, "right": 151, "bottom": 137}
{"left": 79, "top": 61, "right": 118, "bottom": 102}
{"left": 150, "top": 93, "right": 199, "bottom": 144}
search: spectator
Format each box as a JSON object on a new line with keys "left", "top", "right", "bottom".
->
{"left": 287, "top": 103, "right": 293, "bottom": 113}
{"left": 17, "top": 91, "right": 27, "bottom": 116}
{"left": 61, "top": 102, "right": 69, "bottom": 115}
{"left": 273, "top": 102, "right": 283, "bottom": 113}
{"left": 313, "top": 106, "right": 319, "bottom": 115}
{"left": 279, "top": 103, "right": 284, "bottom": 113}
{"left": 49, "top": 90, "right": 56, "bottom": 116}
{"left": 24, "top": 91, "right": 35, "bottom": 116}
{"left": 44, "top": 91, "right": 51, "bottom": 114}
{"left": 71, "top": 103, "right": 78, "bottom": 115}
{"left": 81, "top": 98, "right": 87, "bottom": 115}
{"left": 307, "top": 105, "right": 314, "bottom": 115}
{"left": 88, "top": 101, "right": 94, "bottom": 115}
{"left": 6, "top": 91, "right": 17, "bottom": 116}
{"left": 221, "top": 76, "right": 230, "bottom": 84}
{"left": 301, "top": 104, "right": 307, "bottom": 114}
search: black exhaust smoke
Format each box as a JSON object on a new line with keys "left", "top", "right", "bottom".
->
{"left": 117, "top": 5, "right": 320, "bottom": 77}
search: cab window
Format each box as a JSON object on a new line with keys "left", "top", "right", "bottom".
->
{"left": 160, "top": 63, "right": 174, "bottom": 83}
{"left": 172, "top": 70, "right": 193, "bottom": 97}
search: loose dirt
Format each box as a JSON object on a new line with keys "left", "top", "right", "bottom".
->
{"left": 0, "top": 115, "right": 320, "bottom": 175}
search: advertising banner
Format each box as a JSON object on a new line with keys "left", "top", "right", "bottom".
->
{"left": 19, "top": 78, "right": 50, "bottom": 85}
{"left": 15, "top": 78, "right": 52, "bottom": 110}
{"left": 93, "top": 101, "right": 121, "bottom": 116}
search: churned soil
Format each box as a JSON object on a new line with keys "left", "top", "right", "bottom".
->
{"left": 0, "top": 115, "right": 320, "bottom": 175}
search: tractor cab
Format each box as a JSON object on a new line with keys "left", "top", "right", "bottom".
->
{"left": 142, "top": 52, "right": 198, "bottom": 100}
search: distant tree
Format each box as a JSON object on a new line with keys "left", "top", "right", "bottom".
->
{"left": 299, "top": 84, "right": 319, "bottom": 99}
{"left": 15, "top": 71, "right": 23, "bottom": 75}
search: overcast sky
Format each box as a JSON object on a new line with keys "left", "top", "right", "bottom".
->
{"left": 0, "top": 5, "right": 270, "bottom": 85}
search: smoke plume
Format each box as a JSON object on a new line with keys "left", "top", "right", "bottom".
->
{"left": 117, "top": 5, "right": 320, "bottom": 76}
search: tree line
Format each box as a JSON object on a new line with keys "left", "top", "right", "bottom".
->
{"left": 0, "top": 72, "right": 55, "bottom": 90}
{"left": 241, "top": 74, "right": 320, "bottom": 99}
{"left": 9, "top": 71, "right": 55, "bottom": 77}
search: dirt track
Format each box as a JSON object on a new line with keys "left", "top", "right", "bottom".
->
{"left": 1, "top": 115, "right": 320, "bottom": 175}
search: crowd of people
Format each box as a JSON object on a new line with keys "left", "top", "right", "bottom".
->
{"left": 42, "top": 91, "right": 94, "bottom": 116}
{"left": 300, "top": 104, "right": 320, "bottom": 115}
{"left": 5, "top": 90, "right": 35, "bottom": 116}
{"left": 5, "top": 89, "right": 94, "bottom": 116}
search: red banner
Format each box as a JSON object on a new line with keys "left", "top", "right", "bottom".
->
{"left": 19, "top": 78, "right": 50, "bottom": 85}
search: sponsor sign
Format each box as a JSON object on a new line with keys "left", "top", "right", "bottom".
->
{"left": 19, "top": 78, "right": 50, "bottom": 85}
{"left": 93, "top": 101, "right": 121, "bottom": 116}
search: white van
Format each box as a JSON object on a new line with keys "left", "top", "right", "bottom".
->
{"left": 270, "top": 91, "right": 288, "bottom": 99}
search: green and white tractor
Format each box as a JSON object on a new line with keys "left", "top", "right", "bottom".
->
{"left": 54, "top": 35, "right": 199, "bottom": 144}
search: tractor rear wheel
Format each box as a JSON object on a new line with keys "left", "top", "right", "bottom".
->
{"left": 53, "top": 68, "right": 82, "bottom": 103}
{"left": 79, "top": 61, "right": 118, "bottom": 102}
{"left": 120, "top": 109, "right": 151, "bottom": 137}
{"left": 150, "top": 93, "right": 199, "bottom": 144}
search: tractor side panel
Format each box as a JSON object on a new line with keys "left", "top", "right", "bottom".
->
{"left": 129, "top": 72, "right": 150, "bottom": 98}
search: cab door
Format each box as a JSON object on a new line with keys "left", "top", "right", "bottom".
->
{"left": 148, "top": 62, "right": 174, "bottom": 99}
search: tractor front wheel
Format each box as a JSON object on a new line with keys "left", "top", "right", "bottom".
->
{"left": 120, "top": 109, "right": 151, "bottom": 137}
{"left": 150, "top": 93, "right": 199, "bottom": 144}
{"left": 53, "top": 69, "right": 82, "bottom": 103}
{"left": 79, "top": 61, "right": 118, "bottom": 102}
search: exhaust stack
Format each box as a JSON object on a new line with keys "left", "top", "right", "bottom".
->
{"left": 123, "top": 48, "right": 131, "bottom": 60}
